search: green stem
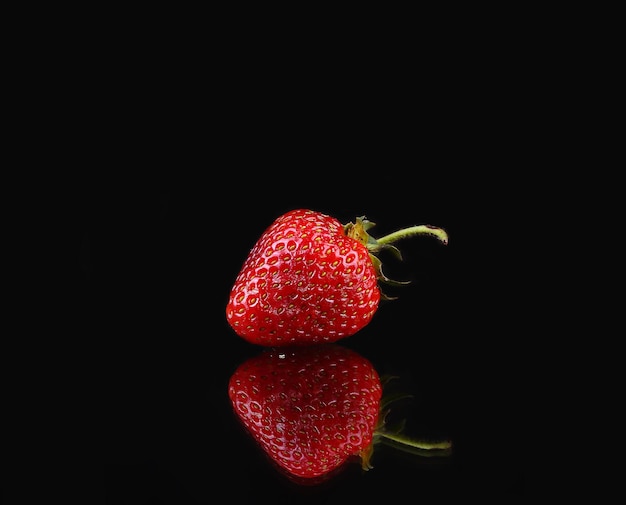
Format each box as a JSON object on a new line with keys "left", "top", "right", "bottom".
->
{"left": 375, "top": 431, "right": 452, "bottom": 451}
{"left": 376, "top": 225, "right": 449, "bottom": 246}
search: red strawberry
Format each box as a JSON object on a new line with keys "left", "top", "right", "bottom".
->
{"left": 226, "top": 208, "right": 448, "bottom": 346}
{"left": 228, "top": 344, "right": 452, "bottom": 482}
{"left": 228, "top": 344, "right": 381, "bottom": 481}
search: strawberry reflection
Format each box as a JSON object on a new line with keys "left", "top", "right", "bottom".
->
{"left": 228, "top": 344, "right": 451, "bottom": 484}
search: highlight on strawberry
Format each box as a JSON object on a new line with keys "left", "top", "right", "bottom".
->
{"left": 228, "top": 344, "right": 452, "bottom": 483}
{"left": 226, "top": 209, "right": 448, "bottom": 346}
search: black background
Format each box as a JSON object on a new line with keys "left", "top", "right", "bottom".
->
{"left": 36, "top": 30, "right": 530, "bottom": 502}
{"left": 65, "top": 171, "right": 524, "bottom": 504}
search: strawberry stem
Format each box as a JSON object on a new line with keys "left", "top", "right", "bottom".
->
{"left": 375, "top": 431, "right": 453, "bottom": 453}
{"left": 344, "top": 217, "right": 448, "bottom": 301}
{"left": 375, "top": 224, "right": 449, "bottom": 247}
{"left": 358, "top": 376, "right": 453, "bottom": 471}
{"left": 360, "top": 430, "right": 452, "bottom": 471}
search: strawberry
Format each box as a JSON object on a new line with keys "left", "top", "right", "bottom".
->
{"left": 228, "top": 344, "right": 452, "bottom": 482}
{"left": 228, "top": 344, "right": 381, "bottom": 480}
{"left": 226, "top": 208, "right": 448, "bottom": 346}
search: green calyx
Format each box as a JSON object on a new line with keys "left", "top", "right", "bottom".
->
{"left": 344, "top": 216, "right": 449, "bottom": 301}
{"left": 359, "top": 375, "right": 453, "bottom": 471}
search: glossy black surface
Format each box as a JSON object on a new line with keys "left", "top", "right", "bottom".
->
{"left": 65, "top": 182, "right": 524, "bottom": 503}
